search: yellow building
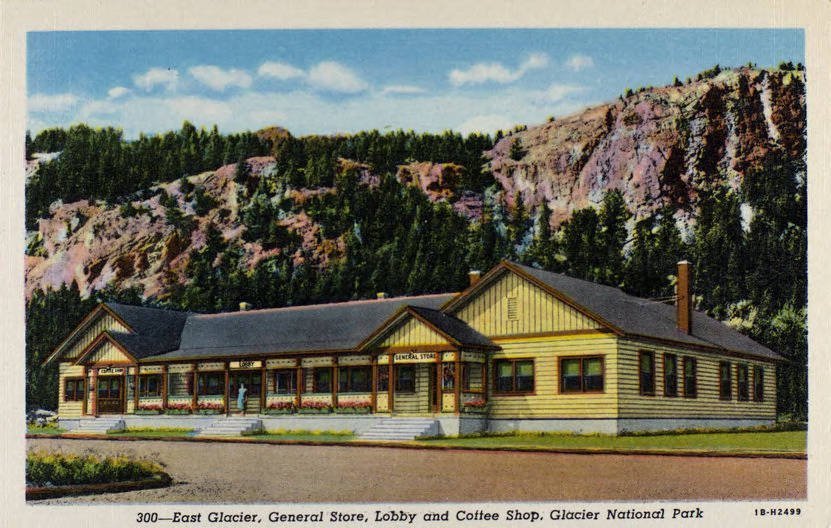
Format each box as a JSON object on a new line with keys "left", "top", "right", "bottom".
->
{"left": 46, "top": 261, "right": 780, "bottom": 438}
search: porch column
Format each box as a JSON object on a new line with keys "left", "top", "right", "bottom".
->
{"left": 161, "top": 364, "right": 169, "bottom": 410}
{"left": 90, "top": 368, "right": 98, "bottom": 417}
{"left": 133, "top": 366, "right": 140, "bottom": 412}
{"left": 224, "top": 361, "right": 230, "bottom": 416}
{"left": 434, "top": 353, "right": 442, "bottom": 413}
{"left": 191, "top": 364, "right": 198, "bottom": 410}
{"left": 388, "top": 353, "right": 394, "bottom": 413}
{"left": 295, "top": 359, "right": 302, "bottom": 409}
{"left": 454, "top": 350, "right": 461, "bottom": 415}
{"left": 332, "top": 356, "right": 339, "bottom": 409}
{"left": 81, "top": 366, "right": 88, "bottom": 416}
{"left": 260, "top": 360, "right": 267, "bottom": 410}
{"left": 370, "top": 355, "right": 377, "bottom": 413}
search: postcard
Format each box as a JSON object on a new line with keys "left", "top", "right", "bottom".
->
{"left": 2, "top": 0, "right": 829, "bottom": 526}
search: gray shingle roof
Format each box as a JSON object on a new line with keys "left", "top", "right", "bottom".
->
{"left": 141, "top": 294, "right": 456, "bottom": 361}
{"left": 509, "top": 262, "right": 781, "bottom": 361}
{"left": 407, "top": 306, "right": 496, "bottom": 349}
{"left": 105, "top": 303, "right": 189, "bottom": 359}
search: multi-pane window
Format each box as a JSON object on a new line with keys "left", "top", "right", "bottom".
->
{"left": 737, "top": 364, "right": 750, "bottom": 401}
{"left": 639, "top": 351, "right": 655, "bottom": 395}
{"left": 138, "top": 374, "right": 162, "bottom": 398}
{"left": 462, "top": 363, "right": 483, "bottom": 391}
{"left": 560, "top": 357, "right": 604, "bottom": 393}
{"left": 719, "top": 361, "right": 732, "bottom": 400}
{"left": 683, "top": 356, "right": 697, "bottom": 398}
{"left": 396, "top": 365, "right": 415, "bottom": 392}
{"left": 198, "top": 372, "right": 224, "bottom": 395}
{"left": 494, "top": 359, "right": 534, "bottom": 394}
{"left": 313, "top": 368, "right": 332, "bottom": 392}
{"left": 274, "top": 369, "right": 296, "bottom": 394}
{"left": 97, "top": 377, "right": 121, "bottom": 399}
{"left": 64, "top": 378, "right": 84, "bottom": 401}
{"left": 753, "top": 366, "right": 764, "bottom": 402}
{"left": 338, "top": 366, "right": 371, "bottom": 393}
{"left": 377, "top": 368, "right": 389, "bottom": 392}
{"left": 442, "top": 363, "right": 455, "bottom": 390}
{"left": 663, "top": 354, "right": 678, "bottom": 397}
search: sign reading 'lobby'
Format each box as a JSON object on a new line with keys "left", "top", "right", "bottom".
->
{"left": 230, "top": 360, "right": 262, "bottom": 369}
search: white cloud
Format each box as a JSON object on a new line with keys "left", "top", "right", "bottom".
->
{"left": 565, "top": 54, "right": 594, "bottom": 72}
{"left": 258, "top": 61, "right": 305, "bottom": 80}
{"left": 307, "top": 61, "right": 368, "bottom": 93}
{"left": 189, "top": 65, "right": 253, "bottom": 91}
{"left": 456, "top": 114, "right": 515, "bottom": 136}
{"left": 107, "top": 86, "right": 131, "bottom": 99}
{"left": 544, "top": 83, "right": 585, "bottom": 102}
{"left": 380, "top": 85, "right": 426, "bottom": 96}
{"left": 449, "top": 52, "right": 549, "bottom": 87}
{"left": 28, "top": 93, "right": 79, "bottom": 113}
{"left": 133, "top": 67, "right": 179, "bottom": 91}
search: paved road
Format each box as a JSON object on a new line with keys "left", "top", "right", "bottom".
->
{"left": 27, "top": 438, "right": 806, "bottom": 503}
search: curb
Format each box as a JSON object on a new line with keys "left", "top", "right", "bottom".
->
{"left": 26, "top": 434, "right": 807, "bottom": 460}
{"left": 26, "top": 472, "right": 172, "bottom": 501}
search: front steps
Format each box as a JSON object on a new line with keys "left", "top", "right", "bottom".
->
{"left": 193, "top": 416, "right": 264, "bottom": 437}
{"left": 64, "top": 417, "right": 125, "bottom": 435}
{"left": 357, "top": 418, "right": 438, "bottom": 441}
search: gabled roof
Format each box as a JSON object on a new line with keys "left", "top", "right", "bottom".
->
{"left": 407, "top": 306, "right": 496, "bottom": 349}
{"left": 142, "top": 294, "right": 456, "bottom": 361}
{"left": 104, "top": 303, "right": 189, "bottom": 359}
{"left": 504, "top": 261, "right": 781, "bottom": 361}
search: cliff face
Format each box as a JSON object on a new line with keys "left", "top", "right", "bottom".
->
{"left": 488, "top": 68, "right": 805, "bottom": 226}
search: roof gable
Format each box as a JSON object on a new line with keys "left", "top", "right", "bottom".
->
{"left": 45, "top": 305, "right": 132, "bottom": 364}
{"left": 74, "top": 333, "right": 137, "bottom": 365}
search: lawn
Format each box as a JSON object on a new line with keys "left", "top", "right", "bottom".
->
{"left": 245, "top": 429, "right": 355, "bottom": 442}
{"left": 414, "top": 430, "right": 806, "bottom": 454}
{"left": 27, "top": 425, "right": 65, "bottom": 435}
{"left": 108, "top": 428, "right": 194, "bottom": 438}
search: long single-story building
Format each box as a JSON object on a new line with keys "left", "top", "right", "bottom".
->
{"left": 46, "top": 260, "right": 781, "bottom": 436}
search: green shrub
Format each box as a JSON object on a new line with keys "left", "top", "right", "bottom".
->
{"left": 26, "top": 450, "right": 165, "bottom": 486}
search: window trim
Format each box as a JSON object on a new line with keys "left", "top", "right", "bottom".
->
{"left": 461, "top": 363, "right": 485, "bottom": 393}
{"left": 197, "top": 371, "right": 225, "bottom": 396}
{"left": 663, "top": 353, "right": 678, "bottom": 397}
{"left": 337, "top": 365, "right": 372, "bottom": 393}
{"left": 312, "top": 367, "right": 333, "bottom": 393}
{"left": 736, "top": 363, "right": 750, "bottom": 402}
{"left": 395, "top": 365, "right": 416, "bottom": 393}
{"left": 719, "top": 361, "right": 732, "bottom": 401}
{"left": 753, "top": 366, "right": 764, "bottom": 402}
{"left": 493, "top": 358, "right": 535, "bottom": 395}
{"left": 682, "top": 356, "right": 697, "bottom": 399}
{"left": 639, "top": 350, "right": 656, "bottom": 396}
{"left": 137, "top": 373, "right": 162, "bottom": 398}
{"left": 63, "top": 377, "right": 85, "bottom": 402}
{"left": 558, "top": 355, "right": 605, "bottom": 394}
{"left": 273, "top": 369, "right": 297, "bottom": 395}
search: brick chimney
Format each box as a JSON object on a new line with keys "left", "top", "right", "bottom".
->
{"left": 468, "top": 270, "right": 482, "bottom": 287}
{"left": 676, "top": 261, "right": 692, "bottom": 334}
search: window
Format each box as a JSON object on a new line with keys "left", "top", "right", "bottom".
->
{"left": 396, "top": 365, "right": 415, "bottom": 392}
{"left": 737, "top": 364, "right": 749, "bottom": 401}
{"left": 138, "top": 374, "right": 162, "bottom": 398}
{"left": 753, "top": 366, "right": 764, "bottom": 402}
{"left": 442, "top": 363, "right": 455, "bottom": 390}
{"left": 663, "top": 354, "right": 678, "bottom": 397}
{"left": 198, "top": 372, "right": 224, "bottom": 395}
{"left": 494, "top": 359, "right": 534, "bottom": 394}
{"left": 97, "top": 377, "right": 121, "bottom": 399}
{"left": 683, "top": 356, "right": 697, "bottom": 398}
{"left": 560, "top": 357, "right": 604, "bottom": 393}
{"left": 719, "top": 361, "right": 732, "bottom": 400}
{"left": 462, "top": 363, "right": 483, "bottom": 391}
{"left": 64, "top": 378, "right": 84, "bottom": 401}
{"left": 338, "top": 366, "right": 371, "bottom": 393}
{"left": 274, "top": 369, "right": 296, "bottom": 394}
{"left": 639, "top": 351, "right": 655, "bottom": 395}
{"left": 313, "top": 368, "right": 332, "bottom": 392}
{"left": 376, "top": 367, "right": 388, "bottom": 391}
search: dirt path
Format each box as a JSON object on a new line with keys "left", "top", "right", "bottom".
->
{"left": 27, "top": 438, "right": 806, "bottom": 503}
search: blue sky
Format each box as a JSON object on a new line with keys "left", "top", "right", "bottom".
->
{"left": 27, "top": 29, "right": 804, "bottom": 139}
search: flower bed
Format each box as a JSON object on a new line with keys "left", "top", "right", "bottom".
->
{"left": 335, "top": 401, "right": 372, "bottom": 414}
{"left": 196, "top": 402, "right": 224, "bottom": 415}
{"left": 462, "top": 398, "right": 488, "bottom": 414}
{"left": 264, "top": 401, "right": 295, "bottom": 415}
{"left": 297, "top": 401, "right": 332, "bottom": 414}
{"left": 165, "top": 403, "right": 192, "bottom": 415}
{"left": 135, "top": 404, "right": 163, "bottom": 415}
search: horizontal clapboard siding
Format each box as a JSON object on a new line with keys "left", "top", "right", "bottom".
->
{"left": 453, "top": 270, "right": 602, "bottom": 338}
{"left": 488, "top": 334, "right": 618, "bottom": 419}
{"left": 62, "top": 314, "right": 129, "bottom": 360}
{"left": 617, "top": 339, "right": 776, "bottom": 419}
{"left": 58, "top": 363, "right": 85, "bottom": 418}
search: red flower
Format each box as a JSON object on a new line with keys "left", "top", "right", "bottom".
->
{"left": 464, "top": 398, "right": 487, "bottom": 408}
{"left": 267, "top": 401, "right": 294, "bottom": 410}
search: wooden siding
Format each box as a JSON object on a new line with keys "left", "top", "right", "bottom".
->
{"left": 58, "top": 363, "right": 85, "bottom": 418}
{"left": 62, "top": 314, "right": 129, "bottom": 360}
{"left": 616, "top": 338, "right": 777, "bottom": 419}
{"left": 85, "top": 340, "right": 132, "bottom": 365}
{"left": 452, "top": 270, "right": 602, "bottom": 338}
{"left": 378, "top": 317, "right": 449, "bottom": 348}
{"left": 487, "top": 334, "right": 619, "bottom": 419}
{"left": 394, "top": 364, "right": 431, "bottom": 414}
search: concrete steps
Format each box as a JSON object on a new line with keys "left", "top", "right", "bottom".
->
{"left": 64, "top": 417, "right": 125, "bottom": 435}
{"left": 357, "top": 418, "right": 438, "bottom": 441}
{"left": 194, "top": 417, "right": 264, "bottom": 437}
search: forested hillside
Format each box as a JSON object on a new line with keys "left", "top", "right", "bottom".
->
{"left": 24, "top": 65, "right": 807, "bottom": 420}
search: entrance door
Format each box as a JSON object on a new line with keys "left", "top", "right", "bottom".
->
{"left": 96, "top": 376, "right": 124, "bottom": 414}
{"left": 229, "top": 370, "right": 262, "bottom": 414}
